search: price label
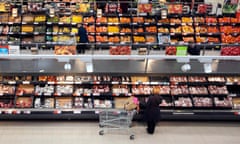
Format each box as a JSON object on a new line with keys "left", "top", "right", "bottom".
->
{"left": 6, "top": 110, "right": 13, "bottom": 114}
{"left": 150, "top": 82, "right": 159, "bottom": 85}
{"left": 93, "top": 93, "right": 100, "bottom": 96}
{"left": 65, "top": 82, "right": 74, "bottom": 84}
{"left": 44, "top": 93, "right": 52, "bottom": 96}
{"left": 234, "top": 112, "right": 240, "bottom": 115}
{"left": 112, "top": 82, "right": 119, "bottom": 84}
{"left": 75, "top": 82, "right": 82, "bottom": 84}
{"left": 93, "top": 82, "right": 100, "bottom": 84}
{"left": 23, "top": 81, "right": 30, "bottom": 84}
{"left": 95, "top": 110, "right": 100, "bottom": 114}
{"left": 112, "top": 93, "right": 118, "bottom": 96}
{"left": 8, "top": 81, "right": 16, "bottom": 84}
{"left": 48, "top": 82, "right": 55, "bottom": 84}
{"left": 74, "top": 110, "right": 81, "bottom": 114}
{"left": 226, "top": 82, "right": 233, "bottom": 85}
{"left": 54, "top": 110, "right": 62, "bottom": 114}
{"left": 24, "top": 110, "right": 31, "bottom": 114}
{"left": 83, "top": 93, "right": 90, "bottom": 97}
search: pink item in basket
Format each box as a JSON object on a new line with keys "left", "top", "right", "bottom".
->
{"left": 133, "top": 97, "right": 139, "bottom": 105}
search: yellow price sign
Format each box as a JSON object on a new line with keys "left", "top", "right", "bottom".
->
{"left": 0, "top": 3, "right": 6, "bottom": 12}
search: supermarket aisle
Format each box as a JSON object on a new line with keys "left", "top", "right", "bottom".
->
{"left": 0, "top": 121, "right": 240, "bottom": 144}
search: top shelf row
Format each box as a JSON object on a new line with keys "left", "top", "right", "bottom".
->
{"left": 1, "top": 75, "right": 240, "bottom": 85}
{"left": 1, "top": 14, "right": 240, "bottom": 25}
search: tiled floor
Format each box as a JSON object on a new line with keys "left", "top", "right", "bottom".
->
{"left": 0, "top": 121, "right": 239, "bottom": 144}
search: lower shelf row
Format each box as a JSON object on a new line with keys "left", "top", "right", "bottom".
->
{"left": 1, "top": 96, "right": 240, "bottom": 110}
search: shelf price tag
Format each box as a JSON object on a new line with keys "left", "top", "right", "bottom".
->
{"left": 75, "top": 81, "right": 82, "bottom": 84}
{"left": 73, "top": 110, "right": 81, "bottom": 114}
{"left": 44, "top": 93, "right": 52, "bottom": 96}
{"left": 6, "top": 110, "right": 13, "bottom": 114}
{"left": 12, "top": 110, "right": 21, "bottom": 114}
{"left": 112, "top": 81, "right": 119, "bottom": 84}
{"left": 150, "top": 82, "right": 159, "bottom": 85}
{"left": 24, "top": 110, "right": 31, "bottom": 114}
{"left": 95, "top": 110, "right": 100, "bottom": 114}
{"left": 93, "top": 93, "right": 100, "bottom": 96}
{"left": 120, "top": 82, "right": 128, "bottom": 85}
{"left": 234, "top": 112, "right": 240, "bottom": 115}
{"left": 143, "top": 82, "right": 149, "bottom": 85}
{"left": 22, "top": 81, "right": 30, "bottom": 84}
{"left": 83, "top": 93, "right": 90, "bottom": 97}
{"left": 93, "top": 81, "right": 100, "bottom": 84}
{"left": 53, "top": 110, "right": 62, "bottom": 114}
{"left": 8, "top": 81, "right": 16, "bottom": 84}
{"left": 48, "top": 81, "right": 55, "bottom": 84}
{"left": 176, "top": 46, "right": 188, "bottom": 56}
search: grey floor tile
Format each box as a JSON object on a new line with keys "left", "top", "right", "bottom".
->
{"left": 0, "top": 121, "right": 240, "bottom": 144}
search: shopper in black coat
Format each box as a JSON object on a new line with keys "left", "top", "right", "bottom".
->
{"left": 77, "top": 24, "right": 89, "bottom": 54}
{"left": 144, "top": 95, "right": 162, "bottom": 134}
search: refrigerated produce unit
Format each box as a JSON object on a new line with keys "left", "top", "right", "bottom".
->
{"left": 0, "top": 58, "right": 239, "bottom": 120}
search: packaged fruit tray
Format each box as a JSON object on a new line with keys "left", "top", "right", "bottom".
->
{"left": 16, "top": 97, "right": 33, "bottom": 108}
{"left": 16, "top": 84, "right": 35, "bottom": 96}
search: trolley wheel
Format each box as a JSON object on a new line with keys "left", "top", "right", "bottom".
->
{"left": 99, "top": 130, "right": 104, "bottom": 135}
{"left": 130, "top": 135, "right": 134, "bottom": 140}
{"left": 99, "top": 124, "right": 104, "bottom": 128}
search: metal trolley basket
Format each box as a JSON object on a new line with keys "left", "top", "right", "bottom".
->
{"left": 98, "top": 109, "right": 136, "bottom": 140}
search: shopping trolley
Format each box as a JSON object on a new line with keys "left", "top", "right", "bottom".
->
{"left": 98, "top": 109, "right": 136, "bottom": 140}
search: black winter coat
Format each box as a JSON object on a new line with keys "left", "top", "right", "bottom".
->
{"left": 144, "top": 95, "right": 162, "bottom": 122}
{"left": 78, "top": 26, "right": 89, "bottom": 43}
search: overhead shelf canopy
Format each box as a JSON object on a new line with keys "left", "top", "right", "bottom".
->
{"left": 0, "top": 55, "right": 239, "bottom": 75}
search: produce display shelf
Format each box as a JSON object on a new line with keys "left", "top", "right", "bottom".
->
{"left": 0, "top": 108, "right": 240, "bottom": 120}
